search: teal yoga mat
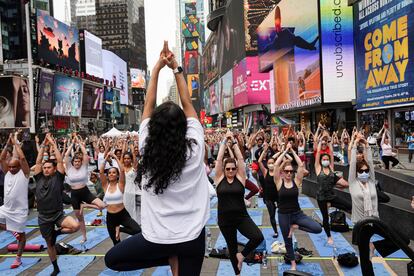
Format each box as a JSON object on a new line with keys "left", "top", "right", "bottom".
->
{"left": 37, "top": 255, "right": 95, "bottom": 276}
{"left": 313, "top": 209, "right": 354, "bottom": 227}
{"left": 152, "top": 266, "right": 172, "bottom": 276}
{"left": 340, "top": 262, "right": 392, "bottom": 276}
{"left": 372, "top": 234, "right": 409, "bottom": 259}
{"left": 216, "top": 260, "right": 260, "bottom": 275}
{"left": 0, "top": 257, "right": 40, "bottom": 276}
{"left": 0, "top": 228, "right": 34, "bottom": 249}
{"left": 308, "top": 231, "right": 355, "bottom": 257}
{"left": 278, "top": 262, "right": 324, "bottom": 276}
{"left": 27, "top": 233, "right": 68, "bottom": 248}
{"left": 68, "top": 227, "right": 109, "bottom": 250}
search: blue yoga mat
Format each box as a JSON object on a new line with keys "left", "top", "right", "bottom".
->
{"left": 371, "top": 234, "right": 409, "bottom": 259}
{"left": 68, "top": 227, "right": 109, "bottom": 250}
{"left": 152, "top": 266, "right": 172, "bottom": 276}
{"left": 27, "top": 233, "right": 69, "bottom": 248}
{"left": 100, "top": 268, "right": 144, "bottom": 276}
{"left": 84, "top": 209, "right": 107, "bottom": 225}
{"left": 0, "top": 228, "right": 34, "bottom": 249}
{"left": 258, "top": 196, "right": 314, "bottom": 209}
{"left": 308, "top": 231, "right": 355, "bottom": 257}
{"left": 340, "top": 262, "right": 391, "bottom": 276}
{"left": 217, "top": 261, "right": 260, "bottom": 275}
{"left": 0, "top": 257, "right": 40, "bottom": 276}
{"left": 278, "top": 262, "right": 324, "bottom": 276}
{"left": 26, "top": 209, "right": 73, "bottom": 226}
{"left": 37, "top": 255, "right": 95, "bottom": 276}
{"left": 207, "top": 209, "right": 263, "bottom": 226}
{"left": 210, "top": 197, "right": 218, "bottom": 208}
{"left": 313, "top": 210, "right": 354, "bottom": 227}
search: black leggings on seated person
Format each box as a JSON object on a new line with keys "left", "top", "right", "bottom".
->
{"left": 105, "top": 228, "right": 205, "bottom": 276}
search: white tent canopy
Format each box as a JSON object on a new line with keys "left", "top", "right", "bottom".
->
{"left": 102, "top": 127, "right": 124, "bottom": 138}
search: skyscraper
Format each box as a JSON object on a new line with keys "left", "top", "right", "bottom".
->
{"left": 71, "top": 0, "right": 97, "bottom": 33}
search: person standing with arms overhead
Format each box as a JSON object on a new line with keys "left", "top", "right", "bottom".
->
{"left": 105, "top": 41, "right": 210, "bottom": 276}
{"left": 0, "top": 133, "right": 30, "bottom": 269}
{"left": 34, "top": 134, "right": 80, "bottom": 276}
{"left": 215, "top": 130, "right": 264, "bottom": 275}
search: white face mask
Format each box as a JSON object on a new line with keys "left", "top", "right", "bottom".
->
{"left": 357, "top": 172, "right": 370, "bottom": 182}
{"left": 268, "top": 164, "right": 274, "bottom": 170}
{"left": 321, "top": 160, "right": 330, "bottom": 167}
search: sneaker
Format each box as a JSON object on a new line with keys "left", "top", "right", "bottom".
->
{"left": 10, "top": 258, "right": 22, "bottom": 269}
{"left": 296, "top": 247, "right": 313, "bottom": 256}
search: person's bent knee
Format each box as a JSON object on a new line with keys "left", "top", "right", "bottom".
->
{"left": 104, "top": 248, "right": 119, "bottom": 270}
{"left": 71, "top": 221, "right": 81, "bottom": 232}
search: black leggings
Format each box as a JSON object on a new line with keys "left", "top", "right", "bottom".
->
{"left": 264, "top": 199, "right": 278, "bottom": 234}
{"left": 382, "top": 155, "right": 399, "bottom": 170}
{"left": 219, "top": 216, "right": 264, "bottom": 275}
{"left": 317, "top": 197, "right": 351, "bottom": 237}
{"left": 105, "top": 228, "right": 205, "bottom": 276}
{"left": 107, "top": 208, "right": 141, "bottom": 245}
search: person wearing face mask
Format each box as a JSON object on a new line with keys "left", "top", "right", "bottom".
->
{"left": 349, "top": 134, "right": 409, "bottom": 275}
{"left": 258, "top": 142, "right": 279, "bottom": 238}
{"left": 315, "top": 136, "right": 350, "bottom": 245}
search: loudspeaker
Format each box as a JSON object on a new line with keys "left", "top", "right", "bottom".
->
{"left": 283, "top": 271, "right": 312, "bottom": 276}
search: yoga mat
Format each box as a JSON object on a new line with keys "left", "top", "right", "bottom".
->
{"left": 308, "top": 231, "right": 355, "bottom": 257}
{"left": 216, "top": 260, "right": 260, "bottom": 276}
{"left": 258, "top": 197, "right": 315, "bottom": 209}
{"left": 100, "top": 268, "right": 144, "bottom": 276}
{"left": 210, "top": 197, "right": 218, "bottom": 208}
{"left": 340, "top": 262, "right": 392, "bottom": 276}
{"left": 26, "top": 209, "right": 73, "bottom": 226}
{"left": 84, "top": 209, "right": 107, "bottom": 225}
{"left": 27, "top": 233, "right": 69, "bottom": 248}
{"left": 313, "top": 210, "right": 354, "bottom": 228}
{"left": 207, "top": 210, "right": 263, "bottom": 226}
{"left": 37, "top": 255, "right": 95, "bottom": 276}
{"left": 371, "top": 234, "right": 408, "bottom": 259}
{"left": 0, "top": 257, "right": 40, "bottom": 276}
{"left": 152, "top": 266, "right": 172, "bottom": 276}
{"left": 278, "top": 262, "right": 324, "bottom": 276}
{"left": 69, "top": 227, "right": 109, "bottom": 250}
{"left": 0, "top": 228, "right": 34, "bottom": 249}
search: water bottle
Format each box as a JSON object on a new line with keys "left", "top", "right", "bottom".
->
{"left": 205, "top": 228, "right": 212, "bottom": 256}
{"left": 333, "top": 246, "right": 338, "bottom": 259}
{"left": 262, "top": 250, "right": 268, "bottom": 269}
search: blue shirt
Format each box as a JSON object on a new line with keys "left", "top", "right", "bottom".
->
{"left": 407, "top": 136, "right": 414, "bottom": 150}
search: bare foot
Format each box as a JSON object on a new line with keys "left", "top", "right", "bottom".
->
{"left": 327, "top": 237, "right": 334, "bottom": 245}
{"left": 236, "top": 253, "right": 244, "bottom": 272}
{"left": 115, "top": 226, "right": 120, "bottom": 241}
{"left": 288, "top": 224, "right": 299, "bottom": 238}
{"left": 369, "top": 242, "right": 375, "bottom": 259}
{"left": 290, "top": 260, "right": 297, "bottom": 270}
{"left": 80, "top": 236, "right": 87, "bottom": 244}
{"left": 79, "top": 204, "right": 85, "bottom": 216}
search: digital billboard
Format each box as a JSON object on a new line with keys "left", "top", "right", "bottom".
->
{"left": 83, "top": 30, "right": 103, "bottom": 78}
{"left": 36, "top": 10, "right": 80, "bottom": 71}
{"left": 209, "top": 82, "right": 220, "bottom": 115}
{"left": 185, "top": 51, "right": 198, "bottom": 74}
{"left": 233, "top": 58, "right": 248, "bottom": 108}
{"left": 354, "top": 0, "right": 414, "bottom": 110}
{"left": 185, "top": 2, "right": 197, "bottom": 16}
{"left": 220, "top": 70, "right": 234, "bottom": 112}
{"left": 102, "top": 50, "right": 128, "bottom": 105}
{"left": 82, "top": 83, "right": 103, "bottom": 117}
{"left": 52, "top": 74, "right": 83, "bottom": 117}
{"left": 38, "top": 71, "right": 54, "bottom": 113}
{"left": 104, "top": 86, "right": 121, "bottom": 119}
{"left": 320, "top": 0, "right": 355, "bottom": 103}
{"left": 0, "top": 76, "right": 31, "bottom": 128}
{"left": 203, "top": 32, "right": 219, "bottom": 88}
{"left": 258, "top": 0, "right": 321, "bottom": 111}
{"left": 187, "top": 74, "right": 200, "bottom": 98}
{"left": 203, "top": 89, "right": 210, "bottom": 115}
{"left": 246, "top": 57, "right": 271, "bottom": 105}
{"left": 131, "top": 68, "right": 146, "bottom": 89}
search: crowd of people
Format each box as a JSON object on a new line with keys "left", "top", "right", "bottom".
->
{"left": 0, "top": 42, "right": 413, "bottom": 275}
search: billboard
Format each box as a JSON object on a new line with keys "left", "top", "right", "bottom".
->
{"left": 83, "top": 30, "right": 103, "bottom": 78}
{"left": 185, "top": 38, "right": 199, "bottom": 51}
{"left": 104, "top": 86, "right": 121, "bottom": 119}
{"left": 233, "top": 58, "right": 248, "bottom": 108}
{"left": 187, "top": 74, "right": 200, "bottom": 98}
{"left": 102, "top": 50, "right": 128, "bottom": 105}
{"left": 245, "top": 0, "right": 279, "bottom": 56}
{"left": 221, "top": 70, "right": 234, "bottom": 112}
{"left": 0, "top": 76, "right": 31, "bottom": 128}
{"left": 203, "top": 32, "right": 219, "bottom": 88}
{"left": 209, "top": 82, "right": 220, "bottom": 115}
{"left": 36, "top": 10, "right": 80, "bottom": 71}
{"left": 258, "top": 1, "right": 321, "bottom": 111}
{"left": 246, "top": 57, "right": 271, "bottom": 105}
{"left": 320, "top": 0, "right": 355, "bottom": 103}
{"left": 354, "top": 0, "right": 414, "bottom": 110}
{"left": 82, "top": 83, "right": 103, "bottom": 118}
{"left": 185, "top": 2, "right": 197, "bottom": 16}
{"left": 131, "top": 68, "right": 146, "bottom": 89}
{"left": 52, "top": 74, "right": 83, "bottom": 117}
{"left": 185, "top": 51, "right": 198, "bottom": 74}
{"left": 182, "top": 15, "right": 201, "bottom": 38}
{"left": 203, "top": 89, "right": 210, "bottom": 115}
{"left": 38, "top": 71, "right": 54, "bottom": 113}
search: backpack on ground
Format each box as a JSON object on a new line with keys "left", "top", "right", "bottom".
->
{"left": 55, "top": 242, "right": 82, "bottom": 255}
{"left": 337, "top": 252, "right": 359, "bottom": 267}
{"left": 330, "top": 210, "right": 349, "bottom": 232}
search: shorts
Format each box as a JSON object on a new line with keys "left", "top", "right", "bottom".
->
{"left": 0, "top": 207, "right": 27, "bottom": 233}
{"left": 71, "top": 186, "right": 97, "bottom": 210}
{"left": 38, "top": 211, "right": 66, "bottom": 239}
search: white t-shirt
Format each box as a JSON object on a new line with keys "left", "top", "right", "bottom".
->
{"left": 139, "top": 117, "right": 210, "bottom": 244}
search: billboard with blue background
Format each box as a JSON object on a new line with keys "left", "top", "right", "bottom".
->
{"left": 354, "top": 0, "right": 414, "bottom": 110}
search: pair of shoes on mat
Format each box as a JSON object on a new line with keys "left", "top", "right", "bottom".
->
{"left": 295, "top": 247, "right": 313, "bottom": 256}
{"left": 10, "top": 257, "right": 22, "bottom": 269}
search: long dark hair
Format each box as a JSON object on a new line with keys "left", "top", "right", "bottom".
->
{"left": 140, "top": 102, "right": 196, "bottom": 194}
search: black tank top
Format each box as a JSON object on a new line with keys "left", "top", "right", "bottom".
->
{"left": 278, "top": 180, "right": 301, "bottom": 214}
{"left": 263, "top": 172, "right": 278, "bottom": 202}
{"left": 217, "top": 177, "right": 248, "bottom": 224}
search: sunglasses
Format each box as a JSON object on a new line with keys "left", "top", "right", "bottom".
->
{"left": 284, "top": 170, "right": 294, "bottom": 174}
{"left": 225, "top": 167, "right": 237, "bottom": 171}
{"left": 358, "top": 169, "right": 370, "bottom": 174}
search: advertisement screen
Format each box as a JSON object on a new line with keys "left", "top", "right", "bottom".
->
{"left": 220, "top": 70, "right": 234, "bottom": 112}
{"left": 38, "top": 71, "right": 54, "bottom": 113}
{"left": 203, "top": 33, "right": 219, "bottom": 88}
{"left": 320, "top": 0, "right": 355, "bottom": 103}
{"left": 245, "top": 0, "right": 279, "bottom": 56}
{"left": 187, "top": 74, "right": 200, "bottom": 98}
{"left": 232, "top": 58, "right": 248, "bottom": 108}
{"left": 257, "top": 0, "right": 321, "bottom": 111}
{"left": 84, "top": 30, "right": 103, "bottom": 78}
{"left": 0, "top": 76, "right": 31, "bottom": 128}
{"left": 52, "top": 74, "right": 83, "bottom": 117}
{"left": 82, "top": 83, "right": 103, "bottom": 117}
{"left": 185, "top": 37, "right": 199, "bottom": 51}
{"left": 36, "top": 10, "right": 80, "bottom": 71}
{"left": 131, "top": 68, "right": 146, "bottom": 89}
{"left": 182, "top": 15, "right": 201, "bottom": 38}
{"left": 102, "top": 50, "right": 128, "bottom": 105}
{"left": 104, "top": 86, "right": 121, "bottom": 119}
{"left": 185, "top": 51, "right": 198, "bottom": 74}
{"left": 185, "top": 2, "right": 196, "bottom": 16}
{"left": 203, "top": 89, "right": 210, "bottom": 115}
{"left": 209, "top": 82, "right": 220, "bottom": 115}
{"left": 354, "top": 0, "right": 414, "bottom": 110}
{"left": 246, "top": 57, "right": 271, "bottom": 105}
